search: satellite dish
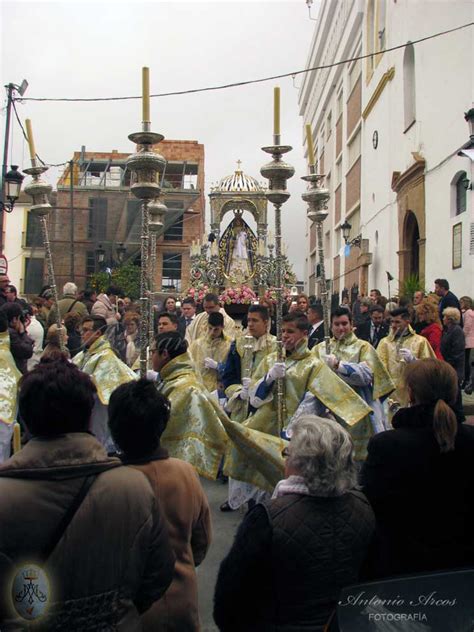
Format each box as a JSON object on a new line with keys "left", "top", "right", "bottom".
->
{"left": 18, "top": 80, "right": 28, "bottom": 97}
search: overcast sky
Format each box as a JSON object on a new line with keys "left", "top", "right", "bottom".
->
{"left": 1, "top": 0, "right": 318, "bottom": 278}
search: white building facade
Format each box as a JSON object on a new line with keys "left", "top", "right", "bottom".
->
{"left": 2, "top": 192, "right": 49, "bottom": 298}
{"left": 300, "top": 0, "right": 474, "bottom": 301}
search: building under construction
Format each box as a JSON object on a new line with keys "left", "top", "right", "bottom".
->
{"left": 44, "top": 139, "right": 205, "bottom": 293}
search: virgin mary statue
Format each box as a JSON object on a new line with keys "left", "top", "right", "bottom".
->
{"left": 220, "top": 215, "right": 256, "bottom": 285}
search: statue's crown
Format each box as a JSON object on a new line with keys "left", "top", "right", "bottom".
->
{"left": 23, "top": 568, "right": 39, "bottom": 581}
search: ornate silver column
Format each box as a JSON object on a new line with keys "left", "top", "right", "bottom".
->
{"left": 302, "top": 168, "right": 331, "bottom": 353}
{"left": 261, "top": 140, "right": 294, "bottom": 430}
{"left": 147, "top": 197, "right": 167, "bottom": 348}
{"left": 126, "top": 119, "right": 166, "bottom": 378}
{"left": 24, "top": 156, "right": 65, "bottom": 352}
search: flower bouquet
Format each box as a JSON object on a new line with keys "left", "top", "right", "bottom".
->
{"left": 184, "top": 284, "right": 210, "bottom": 303}
{"left": 219, "top": 285, "right": 257, "bottom": 305}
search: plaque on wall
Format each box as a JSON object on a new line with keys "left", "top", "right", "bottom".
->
{"left": 452, "top": 222, "right": 462, "bottom": 269}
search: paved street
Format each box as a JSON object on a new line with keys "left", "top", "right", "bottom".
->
{"left": 195, "top": 391, "right": 474, "bottom": 631}
{"left": 197, "top": 478, "right": 244, "bottom": 632}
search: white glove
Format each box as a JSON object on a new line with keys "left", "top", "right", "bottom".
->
{"left": 266, "top": 362, "right": 286, "bottom": 383}
{"left": 240, "top": 377, "right": 251, "bottom": 400}
{"left": 321, "top": 353, "right": 338, "bottom": 370}
{"left": 204, "top": 357, "right": 218, "bottom": 370}
{"left": 399, "top": 348, "right": 415, "bottom": 363}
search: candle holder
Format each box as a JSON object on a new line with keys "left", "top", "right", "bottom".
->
{"left": 23, "top": 161, "right": 65, "bottom": 351}
{"left": 260, "top": 140, "right": 294, "bottom": 430}
{"left": 302, "top": 166, "right": 331, "bottom": 353}
{"left": 148, "top": 197, "right": 168, "bottom": 345}
{"left": 126, "top": 118, "right": 166, "bottom": 377}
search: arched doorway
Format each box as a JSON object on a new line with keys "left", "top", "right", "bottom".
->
{"left": 392, "top": 155, "right": 426, "bottom": 284}
{"left": 404, "top": 210, "right": 420, "bottom": 277}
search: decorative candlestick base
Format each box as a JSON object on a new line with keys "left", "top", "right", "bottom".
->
{"left": 302, "top": 168, "right": 331, "bottom": 353}
{"left": 260, "top": 142, "right": 294, "bottom": 430}
{"left": 126, "top": 125, "right": 166, "bottom": 377}
{"left": 24, "top": 163, "right": 65, "bottom": 352}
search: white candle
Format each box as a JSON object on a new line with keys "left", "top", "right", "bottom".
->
{"left": 142, "top": 67, "right": 150, "bottom": 123}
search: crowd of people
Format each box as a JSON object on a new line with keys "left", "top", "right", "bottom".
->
{"left": 0, "top": 270, "right": 473, "bottom": 630}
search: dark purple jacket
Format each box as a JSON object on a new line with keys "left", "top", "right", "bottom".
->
{"left": 8, "top": 327, "right": 34, "bottom": 373}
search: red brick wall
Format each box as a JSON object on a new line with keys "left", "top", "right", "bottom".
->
{"left": 346, "top": 157, "right": 361, "bottom": 212}
{"left": 336, "top": 116, "right": 342, "bottom": 157}
{"left": 335, "top": 185, "right": 342, "bottom": 225}
{"left": 333, "top": 255, "right": 340, "bottom": 293}
{"left": 51, "top": 141, "right": 205, "bottom": 291}
{"left": 344, "top": 245, "right": 360, "bottom": 289}
{"left": 347, "top": 77, "right": 361, "bottom": 139}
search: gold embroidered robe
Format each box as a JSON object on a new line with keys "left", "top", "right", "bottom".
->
{"left": 189, "top": 333, "right": 232, "bottom": 393}
{"left": 377, "top": 326, "right": 435, "bottom": 407}
{"left": 312, "top": 333, "right": 395, "bottom": 401}
{"left": 224, "top": 343, "right": 373, "bottom": 491}
{"left": 0, "top": 331, "right": 21, "bottom": 425}
{"left": 157, "top": 351, "right": 228, "bottom": 479}
{"left": 73, "top": 336, "right": 137, "bottom": 404}
{"left": 224, "top": 333, "right": 277, "bottom": 422}
{"left": 185, "top": 309, "right": 236, "bottom": 344}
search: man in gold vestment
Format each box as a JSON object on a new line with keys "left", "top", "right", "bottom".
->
{"left": 152, "top": 331, "right": 228, "bottom": 479}
{"left": 222, "top": 304, "right": 277, "bottom": 423}
{"left": 313, "top": 308, "right": 394, "bottom": 433}
{"left": 224, "top": 312, "right": 372, "bottom": 504}
{"left": 185, "top": 293, "right": 235, "bottom": 344}
{"left": 377, "top": 307, "right": 435, "bottom": 409}
{"left": 188, "top": 312, "right": 232, "bottom": 393}
{"left": 0, "top": 310, "right": 21, "bottom": 462}
{"left": 74, "top": 315, "right": 137, "bottom": 450}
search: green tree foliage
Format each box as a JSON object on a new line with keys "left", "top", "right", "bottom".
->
{"left": 398, "top": 274, "right": 426, "bottom": 301}
{"left": 89, "top": 262, "right": 141, "bottom": 300}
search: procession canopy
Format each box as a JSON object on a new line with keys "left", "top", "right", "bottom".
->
{"left": 209, "top": 162, "right": 268, "bottom": 290}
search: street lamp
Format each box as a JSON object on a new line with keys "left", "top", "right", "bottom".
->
{"left": 95, "top": 244, "right": 106, "bottom": 270}
{"left": 340, "top": 219, "right": 362, "bottom": 248}
{"left": 458, "top": 108, "right": 474, "bottom": 161}
{"left": 1, "top": 166, "right": 24, "bottom": 212}
{"left": 116, "top": 242, "right": 127, "bottom": 264}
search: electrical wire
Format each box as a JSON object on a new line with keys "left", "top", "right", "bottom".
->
{"left": 14, "top": 21, "right": 473, "bottom": 104}
{"left": 11, "top": 98, "right": 69, "bottom": 168}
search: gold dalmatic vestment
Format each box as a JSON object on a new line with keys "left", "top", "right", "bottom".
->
{"left": 185, "top": 309, "right": 236, "bottom": 344}
{"left": 312, "top": 332, "right": 395, "bottom": 401}
{"left": 73, "top": 336, "right": 137, "bottom": 404}
{"left": 377, "top": 326, "right": 435, "bottom": 407}
{"left": 225, "top": 333, "right": 277, "bottom": 422}
{"left": 224, "top": 343, "right": 373, "bottom": 491}
{"left": 0, "top": 331, "right": 21, "bottom": 425}
{"left": 157, "top": 351, "right": 229, "bottom": 479}
{"left": 189, "top": 333, "right": 232, "bottom": 393}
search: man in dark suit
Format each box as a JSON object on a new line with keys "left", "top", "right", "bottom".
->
{"left": 176, "top": 298, "right": 196, "bottom": 337}
{"left": 307, "top": 303, "right": 325, "bottom": 349}
{"left": 355, "top": 304, "right": 388, "bottom": 349}
{"left": 434, "top": 279, "right": 462, "bottom": 323}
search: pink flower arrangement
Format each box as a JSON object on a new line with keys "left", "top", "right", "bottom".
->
{"left": 184, "top": 284, "right": 209, "bottom": 303}
{"left": 263, "top": 287, "right": 291, "bottom": 304}
{"left": 219, "top": 285, "right": 257, "bottom": 305}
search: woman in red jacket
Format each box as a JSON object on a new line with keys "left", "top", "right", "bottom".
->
{"left": 415, "top": 299, "right": 443, "bottom": 359}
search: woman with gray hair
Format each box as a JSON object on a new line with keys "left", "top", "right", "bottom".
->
{"left": 214, "top": 417, "right": 375, "bottom": 632}
{"left": 441, "top": 307, "right": 466, "bottom": 422}
{"left": 441, "top": 307, "right": 465, "bottom": 381}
